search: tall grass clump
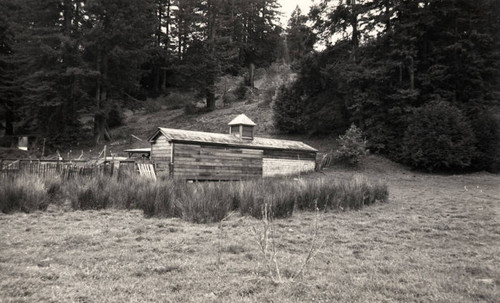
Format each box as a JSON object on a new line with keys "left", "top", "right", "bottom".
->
{"left": 0, "top": 172, "right": 388, "bottom": 221}
{"left": 294, "top": 176, "right": 388, "bottom": 211}
{"left": 138, "top": 179, "right": 179, "bottom": 218}
{"left": 69, "top": 176, "right": 112, "bottom": 210}
{"left": 237, "top": 180, "right": 295, "bottom": 219}
{"left": 175, "top": 182, "right": 234, "bottom": 223}
{"left": 0, "top": 174, "right": 48, "bottom": 213}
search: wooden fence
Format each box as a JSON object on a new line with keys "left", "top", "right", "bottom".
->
{"left": 0, "top": 159, "right": 142, "bottom": 180}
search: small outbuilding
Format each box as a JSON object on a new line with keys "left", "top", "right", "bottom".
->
{"left": 148, "top": 114, "right": 317, "bottom": 180}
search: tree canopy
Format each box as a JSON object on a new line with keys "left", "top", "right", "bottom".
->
{"left": 276, "top": 0, "right": 499, "bottom": 172}
{"left": 1, "top": 0, "right": 285, "bottom": 146}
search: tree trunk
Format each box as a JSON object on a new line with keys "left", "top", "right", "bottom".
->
{"left": 351, "top": 0, "right": 358, "bottom": 63}
{"left": 206, "top": 85, "right": 216, "bottom": 110}
{"left": 206, "top": 0, "right": 217, "bottom": 110}
{"left": 165, "top": 0, "right": 171, "bottom": 48}
{"left": 153, "top": 66, "right": 160, "bottom": 92}
{"left": 4, "top": 106, "right": 13, "bottom": 135}
{"left": 248, "top": 63, "right": 255, "bottom": 88}
{"left": 407, "top": 56, "right": 414, "bottom": 90}
{"left": 94, "top": 49, "right": 111, "bottom": 145}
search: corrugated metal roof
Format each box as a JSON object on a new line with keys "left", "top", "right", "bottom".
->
{"left": 151, "top": 128, "right": 317, "bottom": 152}
{"left": 228, "top": 114, "right": 256, "bottom": 126}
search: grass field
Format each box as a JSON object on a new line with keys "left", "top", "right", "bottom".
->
{"left": 1, "top": 161, "right": 499, "bottom": 302}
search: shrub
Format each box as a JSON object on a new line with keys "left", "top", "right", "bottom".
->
{"left": 260, "top": 86, "right": 276, "bottom": 107}
{"left": 273, "top": 84, "right": 307, "bottom": 133}
{"left": 333, "top": 124, "right": 368, "bottom": 166}
{"left": 222, "top": 92, "right": 237, "bottom": 106}
{"left": 164, "top": 92, "right": 194, "bottom": 110}
{"left": 107, "top": 105, "right": 123, "bottom": 128}
{"left": 402, "top": 101, "right": 476, "bottom": 171}
{"left": 235, "top": 81, "right": 249, "bottom": 101}
{"left": 183, "top": 102, "right": 197, "bottom": 115}
{"left": 470, "top": 111, "right": 500, "bottom": 172}
{"left": 144, "top": 99, "right": 161, "bottom": 113}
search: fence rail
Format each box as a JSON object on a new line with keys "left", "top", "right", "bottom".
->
{"left": 0, "top": 158, "right": 144, "bottom": 180}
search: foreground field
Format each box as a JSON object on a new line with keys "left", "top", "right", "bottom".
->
{"left": 1, "top": 166, "right": 499, "bottom": 302}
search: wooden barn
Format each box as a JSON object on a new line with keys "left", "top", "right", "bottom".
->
{"left": 148, "top": 114, "right": 317, "bottom": 180}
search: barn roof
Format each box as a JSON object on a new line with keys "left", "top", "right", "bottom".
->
{"left": 228, "top": 114, "right": 256, "bottom": 126}
{"left": 149, "top": 128, "right": 317, "bottom": 152}
{"left": 124, "top": 148, "right": 151, "bottom": 153}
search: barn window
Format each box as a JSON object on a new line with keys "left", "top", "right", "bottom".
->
{"left": 242, "top": 125, "right": 253, "bottom": 139}
{"left": 230, "top": 125, "right": 240, "bottom": 136}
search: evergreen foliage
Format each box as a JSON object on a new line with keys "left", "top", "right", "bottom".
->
{"left": 286, "top": 6, "right": 316, "bottom": 64}
{"left": 334, "top": 124, "right": 368, "bottom": 167}
{"left": 0, "top": 0, "right": 285, "bottom": 146}
{"left": 272, "top": 84, "right": 306, "bottom": 133}
{"left": 402, "top": 101, "right": 477, "bottom": 171}
{"left": 275, "top": 0, "right": 499, "bottom": 171}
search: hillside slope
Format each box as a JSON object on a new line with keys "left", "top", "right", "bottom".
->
{"left": 108, "top": 63, "right": 338, "bottom": 156}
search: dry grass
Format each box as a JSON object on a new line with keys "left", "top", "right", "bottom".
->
{"left": 1, "top": 167, "right": 499, "bottom": 302}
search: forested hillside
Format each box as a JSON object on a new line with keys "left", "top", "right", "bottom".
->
{"left": 0, "top": 0, "right": 498, "bottom": 172}
{"left": 275, "top": 0, "right": 500, "bottom": 172}
{"left": 0, "top": 0, "right": 284, "bottom": 145}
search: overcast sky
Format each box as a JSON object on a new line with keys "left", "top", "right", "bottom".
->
{"left": 277, "top": 0, "right": 315, "bottom": 26}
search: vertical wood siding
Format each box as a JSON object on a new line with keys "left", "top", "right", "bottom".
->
{"left": 151, "top": 134, "right": 171, "bottom": 176}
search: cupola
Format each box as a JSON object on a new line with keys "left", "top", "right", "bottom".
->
{"left": 228, "top": 114, "right": 256, "bottom": 140}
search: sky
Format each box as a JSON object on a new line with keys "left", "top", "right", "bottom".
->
{"left": 277, "top": 0, "right": 315, "bottom": 26}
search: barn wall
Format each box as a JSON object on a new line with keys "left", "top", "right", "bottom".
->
{"left": 262, "top": 149, "right": 316, "bottom": 178}
{"left": 151, "top": 134, "right": 171, "bottom": 176}
{"left": 262, "top": 159, "right": 315, "bottom": 177}
{"left": 173, "top": 143, "right": 263, "bottom": 180}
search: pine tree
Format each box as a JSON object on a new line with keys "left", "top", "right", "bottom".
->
{"left": 286, "top": 6, "right": 316, "bottom": 64}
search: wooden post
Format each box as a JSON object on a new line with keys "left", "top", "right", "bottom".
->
{"left": 41, "top": 138, "right": 46, "bottom": 158}
{"left": 103, "top": 145, "right": 107, "bottom": 163}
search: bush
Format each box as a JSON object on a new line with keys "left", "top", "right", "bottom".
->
{"left": 144, "top": 99, "right": 161, "bottom": 113}
{"left": 235, "top": 81, "right": 249, "bottom": 101}
{"left": 470, "top": 111, "right": 500, "bottom": 172}
{"left": 222, "top": 92, "right": 237, "bottom": 106}
{"left": 402, "top": 101, "right": 476, "bottom": 171}
{"left": 260, "top": 86, "right": 276, "bottom": 107}
{"left": 164, "top": 92, "right": 194, "bottom": 110}
{"left": 107, "top": 105, "right": 123, "bottom": 128}
{"left": 333, "top": 124, "right": 368, "bottom": 166}
{"left": 273, "top": 84, "right": 307, "bottom": 133}
{"left": 183, "top": 102, "right": 197, "bottom": 115}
